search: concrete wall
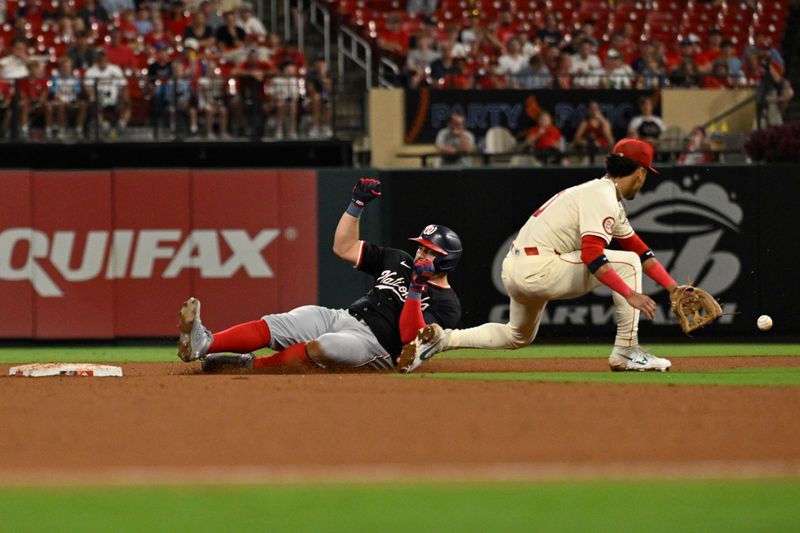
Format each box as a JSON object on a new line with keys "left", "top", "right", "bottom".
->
{"left": 662, "top": 89, "right": 756, "bottom": 134}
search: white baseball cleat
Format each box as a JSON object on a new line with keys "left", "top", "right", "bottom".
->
{"left": 177, "top": 297, "right": 213, "bottom": 362}
{"left": 397, "top": 323, "right": 449, "bottom": 373}
{"left": 608, "top": 345, "right": 671, "bottom": 372}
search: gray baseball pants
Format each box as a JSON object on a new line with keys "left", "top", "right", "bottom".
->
{"left": 262, "top": 305, "right": 393, "bottom": 370}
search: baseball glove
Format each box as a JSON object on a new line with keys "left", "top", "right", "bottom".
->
{"left": 670, "top": 285, "right": 723, "bottom": 335}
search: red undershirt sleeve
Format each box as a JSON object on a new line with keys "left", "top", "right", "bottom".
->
{"left": 581, "top": 235, "right": 634, "bottom": 298}
{"left": 399, "top": 297, "right": 426, "bottom": 344}
{"left": 616, "top": 233, "right": 677, "bottom": 289}
{"left": 580, "top": 235, "right": 608, "bottom": 266}
{"left": 615, "top": 233, "right": 649, "bottom": 256}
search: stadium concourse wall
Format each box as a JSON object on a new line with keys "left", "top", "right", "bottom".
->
{"left": 370, "top": 88, "right": 757, "bottom": 168}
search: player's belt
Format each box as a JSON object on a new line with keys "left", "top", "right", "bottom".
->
{"left": 511, "top": 243, "right": 558, "bottom": 256}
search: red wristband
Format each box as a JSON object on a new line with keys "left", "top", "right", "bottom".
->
{"left": 644, "top": 261, "right": 677, "bottom": 290}
{"left": 597, "top": 269, "right": 634, "bottom": 298}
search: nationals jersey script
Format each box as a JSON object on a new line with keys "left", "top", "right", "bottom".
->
{"left": 347, "top": 241, "right": 461, "bottom": 358}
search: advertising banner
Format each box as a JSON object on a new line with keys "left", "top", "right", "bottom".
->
{"left": 0, "top": 169, "right": 318, "bottom": 338}
{"left": 0, "top": 170, "right": 34, "bottom": 337}
{"left": 405, "top": 88, "right": 655, "bottom": 144}
{"left": 32, "top": 171, "right": 115, "bottom": 338}
{"left": 382, "top": 165, "right": 780, "bottom": 339}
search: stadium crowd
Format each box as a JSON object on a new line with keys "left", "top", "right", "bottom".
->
{"left": 0, "top": 0, "right": 792, "bottom": 143}
{"left": 0, "top": 0, "right": 333, "bottom": 140}
{"left": 366, "top": 1, "right": 788, "bottom": 90}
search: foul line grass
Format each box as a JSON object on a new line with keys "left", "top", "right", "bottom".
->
{"left": 0, "top": 344, "right": 798, "bottom": 364}
{"left": 412, "top": 367, "right": 800, "bottom": 387}
{"left": 1, "top": 480, "right": 799, "bottom": 532}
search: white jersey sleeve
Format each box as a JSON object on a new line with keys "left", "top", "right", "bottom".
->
{"left": 612, "top": 207, "right": 634, "bottom": 239}
{"left": 578, "top": 180, "right": 620, "bottom": 244}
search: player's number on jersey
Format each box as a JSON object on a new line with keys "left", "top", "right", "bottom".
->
{"left": 533, "top": 190, "right": 565, "bottom": 217}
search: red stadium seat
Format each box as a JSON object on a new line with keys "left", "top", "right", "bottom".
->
{"left": 650, "top": 0, "right": 684, "bottom": 15}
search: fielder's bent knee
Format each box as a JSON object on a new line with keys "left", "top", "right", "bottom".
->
{"left": 506, "top": 326, "right": 536, "bottom": 349}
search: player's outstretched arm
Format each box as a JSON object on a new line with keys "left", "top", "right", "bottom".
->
{"left": 615, "top": 233, "right": 678, "bottom": 294}
{"left": 582, "top": 235, "right": 657, "bottom": 320}
{"left": 333, "top": 178, "right": 381, "bottom": 266}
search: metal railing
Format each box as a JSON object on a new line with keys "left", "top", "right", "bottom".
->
{"left": 393, "top": 71, "right": 765, "bottom": 90}
{"left": 308, "top": 0, "right": 332, "bottom": 68}
{"left": 337, "top": 25, "right": 373, "bottom": 91}
{"left": 396, "top": 146, "right": 750, "bottom": 168}
{"left": 0, "top": 73, "right": 337, "bottom": 143}
{"left": 378, "top": 57, "right": 400, "bottom": 88}
{"left": 266, "top": 0, "right": 306, "bottom": 52}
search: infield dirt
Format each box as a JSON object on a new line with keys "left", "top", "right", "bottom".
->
{"left": 1, "top": 357, "right": 800, "bottom": 484}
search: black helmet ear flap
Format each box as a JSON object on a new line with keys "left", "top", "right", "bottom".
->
{"left": 408, "top": 224, "right": 462, "bottom": 272}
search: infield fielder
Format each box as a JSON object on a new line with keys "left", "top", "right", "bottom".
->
{"left": 399, "top": 139, "right": 681, "bottom": 373}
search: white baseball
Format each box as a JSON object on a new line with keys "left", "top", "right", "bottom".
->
{"left": 757, "top": 315, "right": 773, "bottom": 331}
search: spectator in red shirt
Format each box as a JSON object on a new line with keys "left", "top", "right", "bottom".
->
{"left": 695, "top": 29, "right": 722, "bottom": 74}
{"left": 600, "top": 32, "right": 635, "bottom": 64}
{"left": 470, "top": 26, "right": 502, "bottom": 62}
{"left": 702, "top": 60, "right": 734, "bottom": 89}
{"left": 441, "top": 58, "right": 473, "bottom": 89}
{"left": 271, "top": 40, "right": 306, "bottom": 71}
{"left": 572, "top": 100, "right": 613, "bottom": 162}
{"left": 495, "top": 12, "right": 517, "bottom": 46}
{"left": 145, "top": 16, "right": 172, "bottom": 52}
{"left": 230, "top": 47, "right": 274, "bottom": 138}
{"left": 525, "top": 111, "right": 563, "bottom": 164}
{"left": 118, "top": 9, "right": 139, "bottom": 42}
{"left": 377, "top": 13, "right": 409, "bottom": 55}
{"left": 473, "top": 58, "right": 508, "bottom": 89}
{"left": 19, "top": 60, "right": 53, "bottom": 139}
{"left": 663, "top": 39, "right": 684, "bottom": 73}
{"left": 104, "top": 27, "right": 137, "bottom": 69}
{"left": 165, "top": 0, "right": 191, "bottom": 39}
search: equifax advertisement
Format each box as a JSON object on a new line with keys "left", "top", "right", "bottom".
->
{"left": 0, "top": 169, "right": 318, "bottom": 338}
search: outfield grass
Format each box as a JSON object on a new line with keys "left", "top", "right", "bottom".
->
{"left": 416, "top": 367, "right": 800, "bottom": 387}
{"left": 0, "top": 480, "right": 798, "bottom": 532}
{"left": 0, "top": 344, "right": 798, "bottom": 364}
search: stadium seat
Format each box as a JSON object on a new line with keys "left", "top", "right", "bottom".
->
{"left": 485, "top": 126, "right": 517, "bottom": 154}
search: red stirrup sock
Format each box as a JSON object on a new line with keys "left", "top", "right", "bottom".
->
{"left": 209, "top": 320, "right": 271, "bottom": 354}
{"left": 252, "top": 343, "right": 312, "bottom": 370}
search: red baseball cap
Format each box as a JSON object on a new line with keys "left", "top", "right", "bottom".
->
{"left": 613, "top": 138, "right": 658, "bottom": 173}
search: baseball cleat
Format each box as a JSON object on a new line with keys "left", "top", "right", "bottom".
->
{"left": 177, "top": 297, "right": 213, "bottom": 362}
{"left": 201, "top": 353, "right": 254, "bottom": 373}
{"left": 608, "top": 345, "right": 671, "bottom": 372}
{"left": 397, "top": 323, "right": 448, "bottom": 373}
